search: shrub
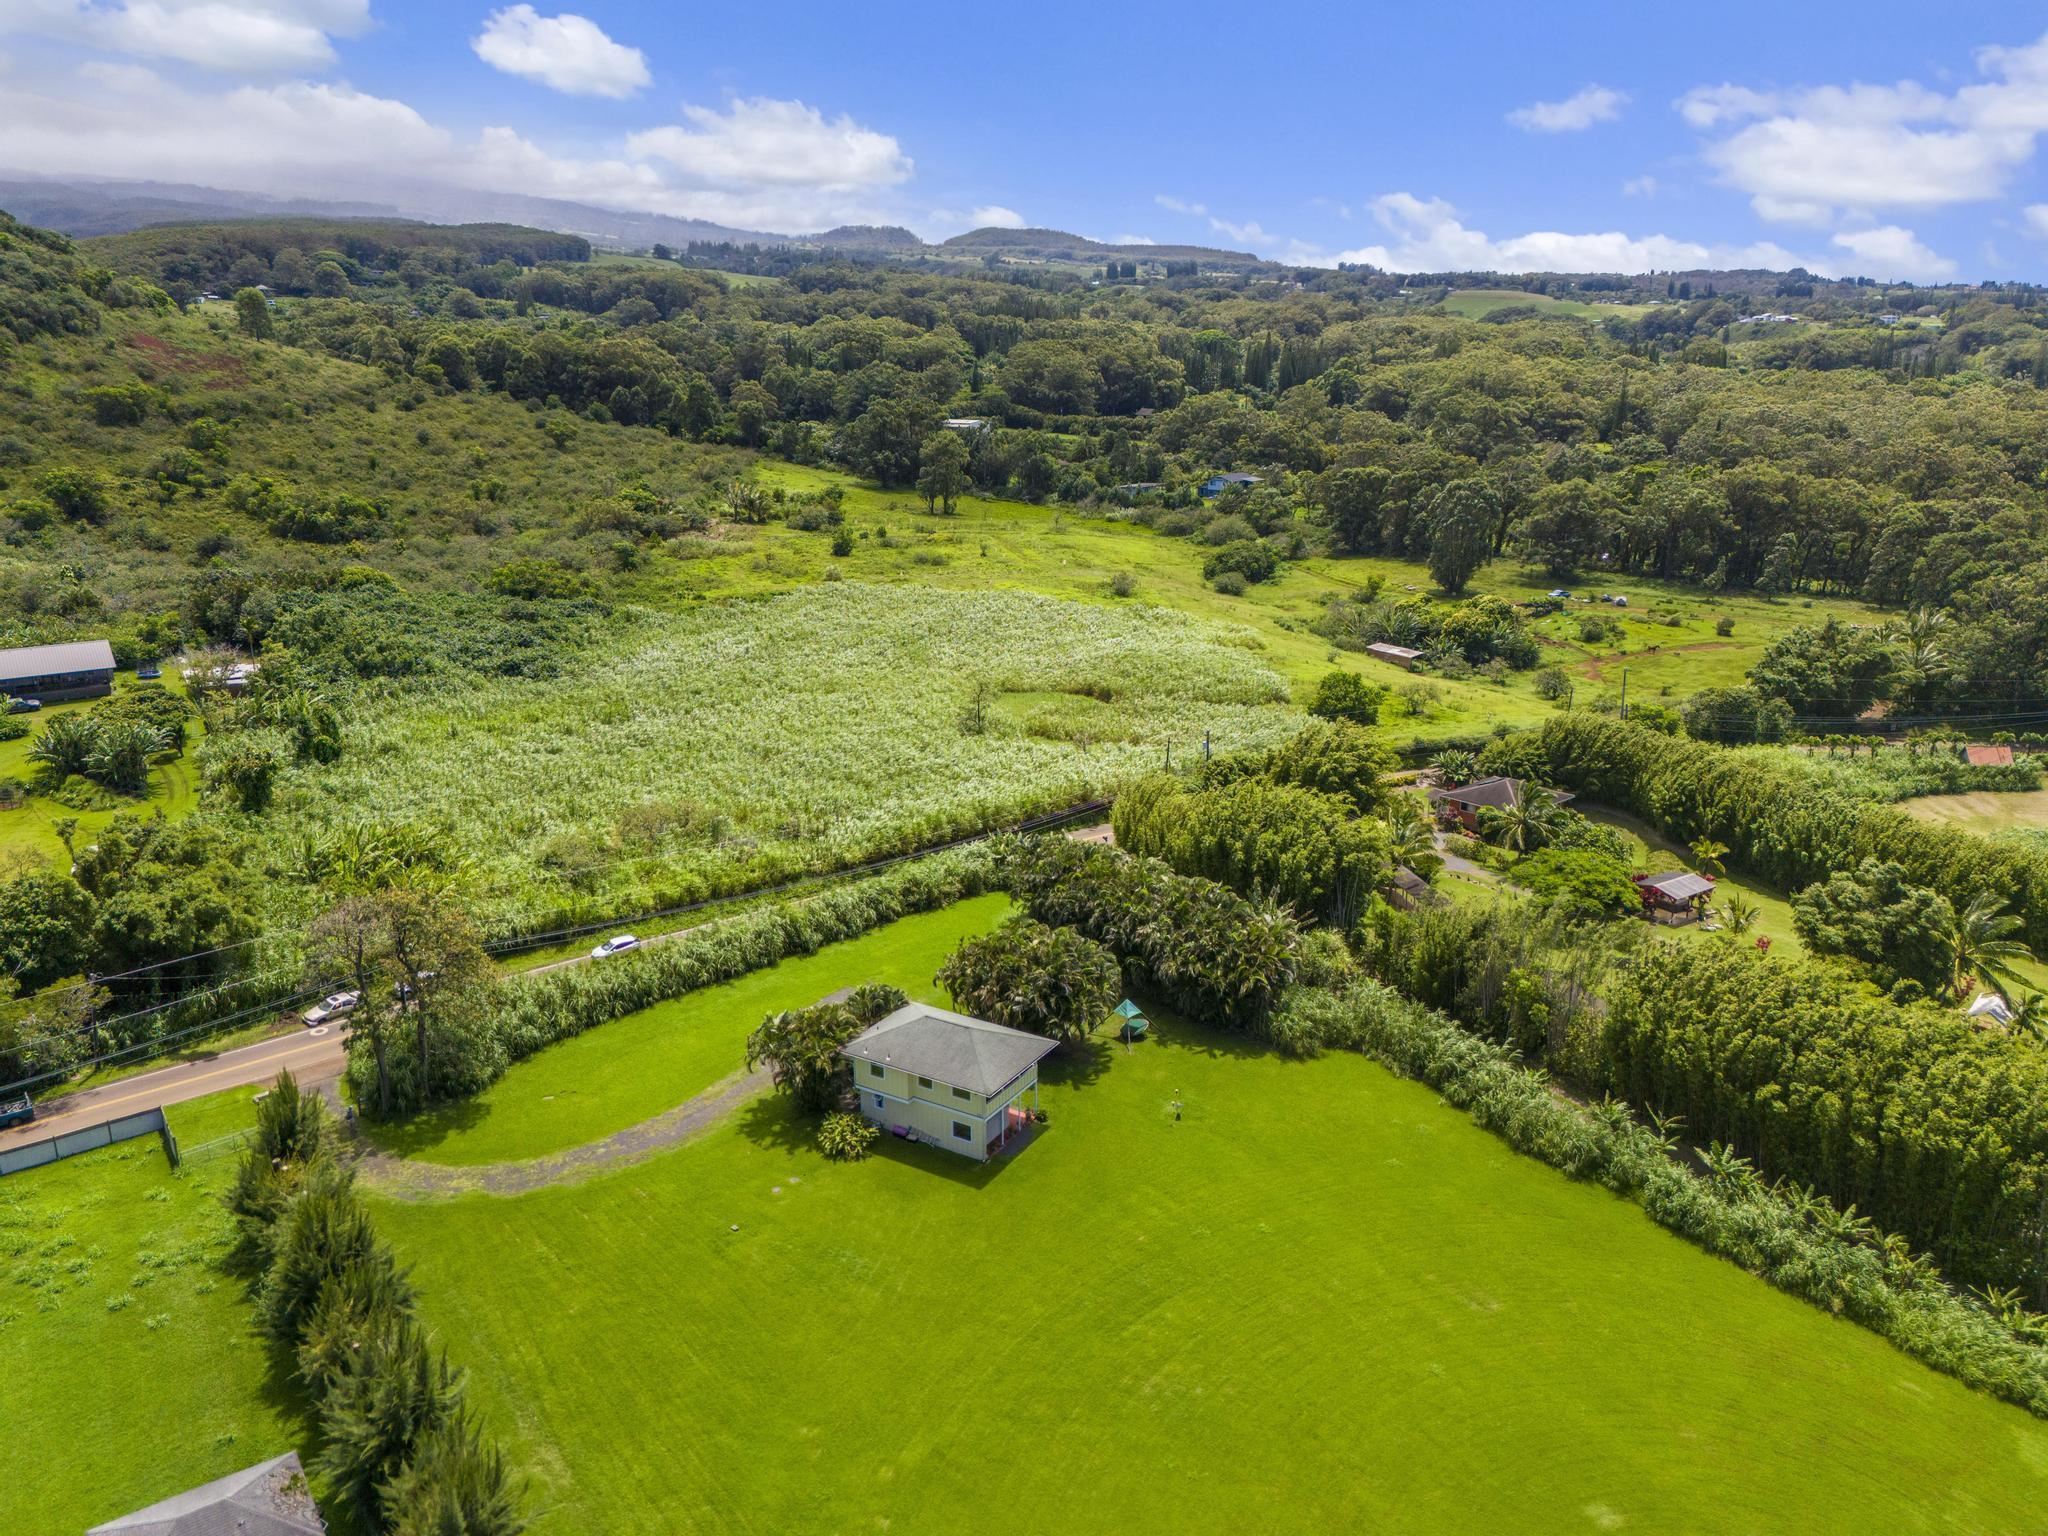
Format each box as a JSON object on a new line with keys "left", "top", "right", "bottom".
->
{"left": 817, "top": 1111, "right": 880, "bottom": 1161}
{"left": 1533, "top": 666, "right": 1571, "bottom": 701}
{"left": 937, "top": 918, "right": 1121, "bottom": 1042}
{"left": 1202, "top": 539, "right": 1280, "bottom": 586}
{"left": 1210, "top": 570, "right": 1248, "bottom": 596}
{"left": 1510, "top": 847, "right": 1641, "bottom": 921}
{"left": 1715, "top": 616, "right": 1735, "bottom": 637}
{"left": 484, "top": 557, "right": 588, "bottom": 600}
{"left": 1306, "top": 669, "right": 1381, "bottom": 726}
{"left": 1109, "top": 570, "right": 1136, "bottom": 598}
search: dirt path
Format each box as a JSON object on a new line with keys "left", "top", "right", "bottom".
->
{"left": 350, "top": 1066, "right": 772, "bottom": 1200}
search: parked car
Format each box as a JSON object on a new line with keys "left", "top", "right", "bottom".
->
{"left": 1547, "top": 589, "right": 1571, "bottom": 600}
{"left": 5, "top": 697, "right": 40, "bottom": 714}
{"left": 0, "top": 1094, "right": 34, "bottom": 1130}
{"left": 302, "top": 990, "right": 361, "bottom": 1027}
{"left": 590, "top": 934, "right": 642, "bottom": 960}
{"left": 392, "top": 971, "right": 439, "bottom": 1004}
{"left": 136, "top": 661, "right": 162, "bottom": 680}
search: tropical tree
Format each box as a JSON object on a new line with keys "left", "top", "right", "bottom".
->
{"left": 936, "top": 918, "right": 1120, "bottom": 1044}
{"left": 1689, "top": 837, "right": 1730, "bottom": 878}
{"left": 1486, "top": 783, "right": 1562, "bottom": 854}
{"left": 1430, "top": 748, "right": 1478, "bottom": 785}
{"left": 916, "top": 429, "right": 970, "bottom": 514}
{"left": 745, "top": 1002, "right": 866, "bottom": 1113}
{"left": 1933, "top": 891, "right": 2039, "bottom": 1002}
{"left": 26, "top": 715, "right": 97, "bottom": 781}
{"left": 1718, "top": 894, "right": 1760, "bottom": 935}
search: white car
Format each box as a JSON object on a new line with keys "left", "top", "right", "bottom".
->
{"left": 303, "top": 990, "right": 361, "bottom": 1027}
{"left": 590, "top": 934, "right": 642, "bottom": 960}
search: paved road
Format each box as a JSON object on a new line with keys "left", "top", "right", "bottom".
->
{"left": 0, "top": 1025, "right": 347, "bottom": 1148}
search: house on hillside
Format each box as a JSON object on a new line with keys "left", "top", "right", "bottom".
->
{"left": 88, "top": 1451, "right": 324, "bottom": 1535}
{"left": 1633, "top": 870, "right": 1716, "bottom": 925}
{"left": 1365, "top": 642, "right": 1424, "bottom": 671}
{"left": 1198, "top": 471, "right": 1261, "bottom": 497}
{"left": 1428, "top": 776, "right": 1574, "bottom": 833}
{"left": 0, "top": 639, "right": 116, "bottom": 703}
{"left": 1966, "top": 743, "right": 2016, "bottom": 767}
{"left": 941, "top": 417, "right": 989, "bottom": 434}
{"left": 840, "top": 1002, "right": 1056, "bottom": 1162}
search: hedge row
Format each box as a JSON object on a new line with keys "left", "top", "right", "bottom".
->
{"left": 1268, "top": 981, "right": 2048, "bottom": 1420}
{"left": 1480, "top": 715, "right": 2048, "bottom": 951}
{"left": 487, "top": 846, "right": 998, "bottom": 1071}
{"left": 230, "top": 1074, "right": 521, "bottom": 1532}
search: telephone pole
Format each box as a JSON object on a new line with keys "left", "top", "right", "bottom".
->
{"left": 1620, "top": 668, "right": 1629, "bottom": 722}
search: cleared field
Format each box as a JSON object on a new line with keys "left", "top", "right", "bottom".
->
{"left": 373, "top": 1005, "right": 2048, "bottom": 1535}
{"left": 1903, "top": 789, "right": 2048, "bottom": 837}
{"left": 271, "top": 583, "right": 1298, "bottom": 929}
{"left": 368, "top": 894, "right": 1012, "bottom": 1165}
{"left": 0, "top": 1086, "right": 306, "bottom": 1533}
{"left": 1439, "top": 288, "right": 1665, "bottom": 321}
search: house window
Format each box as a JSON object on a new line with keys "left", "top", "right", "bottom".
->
{"left": 917, "top": 1076, "right": 933, "bottom": 1088}
{"left": 952, "top": 1121, "right": 971, "bottom": 1141}
{"left": 868, "top": 1062, "right": 883, "bottom": 1078}
{"left": 951, "top": 1086, "right": 971, "bottom": 1101}
{"left": 873, "top": 1094, "right": 885, "bottom": 1111}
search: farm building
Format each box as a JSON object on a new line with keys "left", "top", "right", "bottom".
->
{"left": 1966, "top": 744, "right": 2016, "bottom": 767}
{"left": 1198, "top": 471, "right": 1262, "bottom": 497}
{"left": 941, "top": 417, "right": 990, "bottom": 433}
{"left": 0, "top": 639, "right": 116, "bottom": 703}
{"left": 1365, "top": 642, "right": 1424, "bottom": 670}
{"left": 840, "top": 1002, "right": 1056, "bottom": 1162}
{"left": 88, "top": 1450, "right": 324, "bottom": 1535}
{"left": 1633, "top": 870, "right": 1716, "bottom": 925}
{"left": 1428, "top": 776, "right": 1573, "bottom": 833}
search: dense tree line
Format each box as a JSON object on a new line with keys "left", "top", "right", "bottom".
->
{"left": 1603, "top": 943, "right": 2048, "bottom": 1300}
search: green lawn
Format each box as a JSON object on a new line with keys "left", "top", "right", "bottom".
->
{"left": 1904, "top": 789, "right": 2048, "bottom": 838}
{"left": 373, "top": 1005, "right": 2048, "bottom": 1535}
{"left": 0, "top": 1085, "right": 313, "bottom": 1534}
{"left": 0, "top": 674, "right": 203, "bottom": 873}
{"left": 1578, "top": 801, "right": 1810, "bottom": 958}
{"left": 365, "top": 895, "right": 1012, "bottom": 1165}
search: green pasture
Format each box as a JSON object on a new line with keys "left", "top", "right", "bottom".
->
{"left": 0, "top": 1085, "right": 308, "bottom": 1534}
{"left": 1904, "top": 789, "right": 2048, "bottom": 838}
{"left": 366, "top": 895, "right": 1011, "bottom": 1165}
{"left": 372, "top": 1002, "right": 2048, "bottom": 1535}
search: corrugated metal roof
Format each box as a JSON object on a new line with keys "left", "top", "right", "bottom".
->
{"left": 0, "top": 639, "right": 116, "bottom": 683}
{"left": 1640, "top": 871, "right": 1715, "bottom": 901}
{"left": 840, "top": 1003, "right": 1058, "bottom": 1098}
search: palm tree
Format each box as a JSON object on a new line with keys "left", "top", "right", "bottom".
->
{"left": 1385, "top": 794, "right": 1441, "bottom": 878}
{"left": 1492, "top": 783, "right": 1561, "bottom": 854}
{"left": 1719, "top": 893, "right": 1759, "bottom": 934}
{"left": 1430, "top": 748, "right": 1477, "bottom": 786}
{"left": 1933, "top": 892, "right": 2039, "bottom": 1003}
{"left": 1689, "top": 837, "right": 1730, "bottom": 878}
{"left": 2003, "top": 992, "right": 2048, "bottom": 1043}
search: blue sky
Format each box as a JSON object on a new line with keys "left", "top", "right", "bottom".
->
{"left": 3, "top": 1, "right": 2047, "bottom": 280}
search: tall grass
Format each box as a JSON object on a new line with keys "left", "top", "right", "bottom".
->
{"left": 276, "top": 585, "right": 1296, "bottom": 931}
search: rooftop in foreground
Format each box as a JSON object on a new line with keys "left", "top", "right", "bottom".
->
{"left": 839, "top": 1002, "right": 1057, "bottom": 1098}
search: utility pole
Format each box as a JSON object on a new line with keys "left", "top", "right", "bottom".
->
{"left": 1620, "top": 668, "right": 1629, "bottom": 722}
{"left": 1203, "top": 730, "right": 1211, "bottom": 762}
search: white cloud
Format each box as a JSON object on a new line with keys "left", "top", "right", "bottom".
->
{"left": 1507, "top": 84, "right": 1627, "bottom": 133}
{"left": 0, "top": 0, "right": 367, "bottom": 73}
{"left": 1154, "top": 193, "right": 1206, "bottom": 215}
{"left": 1830, "top": 224, "right": 1957, "bottom": 280}
{"left": 2026, "top": 204, "right": 2048, "bottom": 236}
{"left": 1622, "top": 175, "right": 1659, "bottom": 197}
{"left": 627, "top": 97, "right": 909, "bottom": 190}
{"left": 0, "top": 62, "right": 917, "bottom": 231}
{"left": 472, "top": 5, "right": 648, "bottom": 99}
{"left": 1109, "top": 233, "right": 1154, "bottom": 245}
{"left": 1325, "top": 191, "right": 1814, "bottom": 274}
{"left": 969, "top": 204, "right": 1024, "bottom": 228}
{"left": 1680, "top": 31, "right": 2048, "bottom": 222}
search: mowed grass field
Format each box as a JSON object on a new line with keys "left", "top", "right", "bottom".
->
{"left": 1904, "top": 789, "right": 2048, "bottom": 837}
{"left": 1438, "top": 288, "right": 1668, "bottom": 321}
{"left": 372, "top": 1006, "right": 2048, "bottom": 1535}
{"left": 0, "top": 1086, "right": 308, "bottom": 1534}
{"left": 368, "top": 894, "right": 1012, "bottom": 1165}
